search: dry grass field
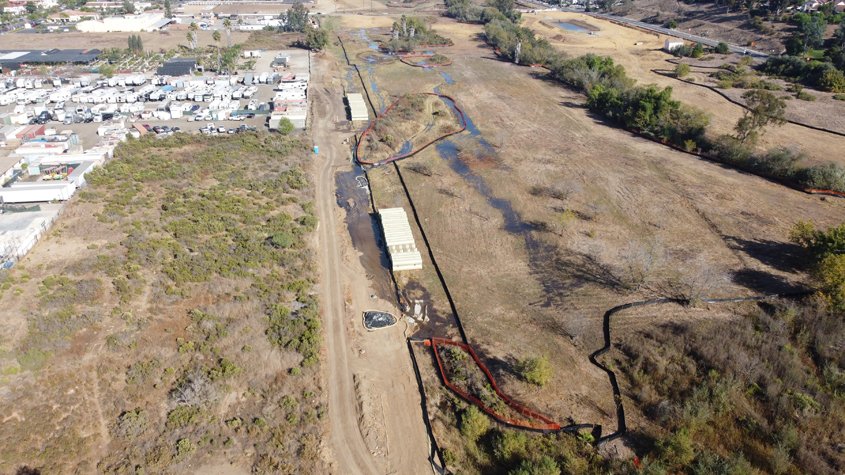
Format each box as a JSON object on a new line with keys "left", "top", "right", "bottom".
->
{"left": 337, "top": 13, "right": 845, "bottom": 472}
{"left": 0, "top": 29, "right": 253, "bottom": 51}
{"left": 520, "top": 11, "right": 845, "bottom": 167}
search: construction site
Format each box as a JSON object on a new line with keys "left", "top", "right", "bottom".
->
{"left": 0, "top": 0, "right": 843, "bottom": 473}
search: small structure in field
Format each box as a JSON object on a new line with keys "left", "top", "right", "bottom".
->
{"left": 378, "top": 207, "right": 422, "bottom": 271}
{"left": 346, "top": 93, "right": 369, "bottom": 122}
{"left": 664, "top": 40, "right": 685, "bottom": 52}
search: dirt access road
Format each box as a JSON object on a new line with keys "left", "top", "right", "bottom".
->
{"left": 310, "top": 52, "right": 431, "bottom": 474}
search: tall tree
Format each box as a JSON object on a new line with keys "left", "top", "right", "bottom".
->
{"left": 794, "top": 13, "right": 825, "bottom": 50}
{"left": 302, "top": 26, "right": 329, "bottom": 51}
{"left": 188, "top": 22, "right": 197, "bottom": 50}
{"left": 284, "top": 2, "right": 309, "bottom": 32}
{"left": 212, "top": 30, "right": 221, "bottom": 72}
{"left": 164, "top": 0, "right": 171, "bottom": 18}
{"left": 223, "top": 18, "right": 232, "bottom": 48}
{"left": 122, "top": 0, "right": 135, "bottom": 14}
{"left": 734, "top": 89, "right": 786, "bottom": 144}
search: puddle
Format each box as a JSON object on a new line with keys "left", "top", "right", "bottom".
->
{"left": 358, "top": 28, "right": 380, "bottom": 51}
{"left": 358, "top": 29, "right": 386, "bottom": 112}
{"left": 435, "top": 141, "right": 529, "bottom": 235}
{"left": 335, "top": 164, "right": 396, "bottom": 301}
{"left": 398, "top": 140, "right": 413, "bottom": 155}
{"left": 363, "top": 310, "right": 397, "bottom": 330}
{"left": 440, "top": 71, "right": 455, "bottom": 85}
{"left": 556, "top": 21, "right": 592, "bottom": 34}
{"left": 404, "top": 281, "right": 458, "bottom": 337}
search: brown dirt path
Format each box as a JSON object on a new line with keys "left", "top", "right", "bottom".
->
{"left": 310, "top": 51, "right": 431, "bottom": 474}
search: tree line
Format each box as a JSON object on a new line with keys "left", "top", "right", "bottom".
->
{"left": 447, "top": 0, "right": 845, "bottom": 193}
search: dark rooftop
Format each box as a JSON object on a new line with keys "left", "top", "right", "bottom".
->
{"left": 0, "top": 49, "right": 102, "bottom": 70}
{"left": 156, "top": 58, "right": 198, "bottom": 77}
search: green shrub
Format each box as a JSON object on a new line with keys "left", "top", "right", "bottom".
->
{"left": 277, "top": 117, "right": 294, "bottom": 135}
{"left": 115, "top": 408, "right": 147, "bottom": 438}
{"left": 175, "top": 438, "right": 195, "bottom": 457}
{"left": 508, "top": 456, "right": 561, "bottom": 475}
{"left": 166, "top": 405, "right": 202, "bottom": 429}
{"left": 795, "top": 162, "right": 845, "bottom": 191}
{"left": 715, "top": 42, "right": 729, "bottom": 54}
{"left": 674, "top": 63, "right": 691, "bottom": 78}
{"left": 796, "top": 89, "right": 816, "bottom": 101}
{"left": 460, "top": 406, "right": 490, "bottom": 442}
{"left": 518, "top": 355, "right": 552, "bottom": 386}
{"left": 494, "top": 430, "right": 528, "bottom": 462}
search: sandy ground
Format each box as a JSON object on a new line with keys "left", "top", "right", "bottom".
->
{"left": 520, "top": 11, "right": 845, "bottom": 167}
{"left": 310, "top": 50, "right": 431, "bottom": 474}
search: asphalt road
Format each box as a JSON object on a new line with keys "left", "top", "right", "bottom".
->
{"left": 586, "top": 11, "right": 769, "bottom": 58}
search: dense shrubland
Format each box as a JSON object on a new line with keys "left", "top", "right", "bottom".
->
{"left": 3, "top": 132, "right": 325, "bottom": 473}
{"left": 614, "top": 297, "right": 844, "bottom": 474}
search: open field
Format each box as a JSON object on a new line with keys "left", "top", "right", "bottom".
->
{"left": 0, "top": 29, "right": 253, "bottom": 51}
{"left": 336, "top": 13, "right": 845, "bottom": 472}
{"left": 0, "top": 134, "right": 323, "bottom": 473}
{"left": 520, "top": 11, "right": 845, "bottom": 168}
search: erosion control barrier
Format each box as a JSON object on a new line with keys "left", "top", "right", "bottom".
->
{"left": 407, "top": 339, "right": 451, "bottom": 474}
{"left": 426, "top": 338, "right": 561, "bottom": 431}
{"left": 356, "top": 93, "right": 468, "bottom": 166}
{"left": 338, "top": 35, "right": 380, "bottom": 118}
{"left": 589, "top": 291, "right": 811, "bottom": 445}
{"left": 397, "top": 52, "right": 454, "bottom": 69}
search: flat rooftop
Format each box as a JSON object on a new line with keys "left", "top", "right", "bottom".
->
{"left": 0, "top": 203, "right": 63, "bottom": 239}
{"left": 0, "top": 49, "right": 102, "bottom": 69}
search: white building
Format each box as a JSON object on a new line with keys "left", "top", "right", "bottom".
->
{"left": 664, "top": 40, "right": 685, "bottom": 53}
{"left": 49, "top": 9, "right": 101, "bottom": 23}
{"left": 76, "top": 12, "right": 171, "bottom": 32}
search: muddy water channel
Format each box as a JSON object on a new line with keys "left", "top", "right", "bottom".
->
{"left": 335, "top": 164, "right": 396, "bottom": 302}
{"left": 433, "top": 76, "right": 576, "bottom": 308}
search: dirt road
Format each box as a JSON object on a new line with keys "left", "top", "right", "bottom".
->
{"left": 311, "top": 52, "right": 431, "bottom": 474}
{"left": 312, "top": 71, "right": 383, "bottom": 474}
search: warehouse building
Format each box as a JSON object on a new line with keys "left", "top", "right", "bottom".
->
{"left": 378, "top": 207, "right": 422, "bottom": 272}
{"left": 77, "top": 12, "right": 171, "bottom": 32}
{"left": 157, "top": 58, "right": 198, "bottom": 77}
{"left": 0, "top": 49, "right": 102, "bottom": 70}
{"left": 346, "top": 93, "right": 368, "bottom": 122}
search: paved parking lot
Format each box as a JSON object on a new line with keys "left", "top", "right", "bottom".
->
{"left": 0, "top": 49, "right": 311, "bottom": 148}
